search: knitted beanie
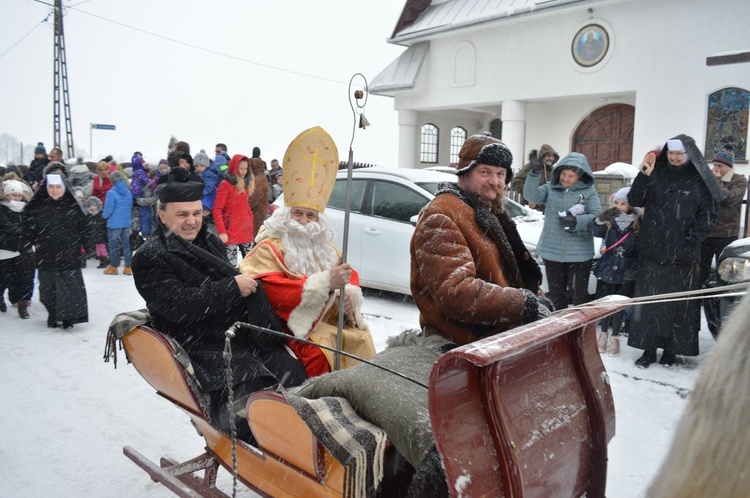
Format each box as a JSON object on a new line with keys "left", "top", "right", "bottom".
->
{"left": 712, "top": 147, "right": 734, "bottom": 168}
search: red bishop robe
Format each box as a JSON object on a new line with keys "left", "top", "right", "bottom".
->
{"left": 239, "top": 237, "right": 375, "bottom": 377}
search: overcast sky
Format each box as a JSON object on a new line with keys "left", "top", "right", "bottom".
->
{"left": 1, "top": 0, "right": 406, "bottom": 166}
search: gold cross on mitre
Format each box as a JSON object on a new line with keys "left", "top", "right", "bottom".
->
{"left": 282, "top": 126, "right": 339, "bottom": 212}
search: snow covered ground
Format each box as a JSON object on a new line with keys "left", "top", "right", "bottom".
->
{"left": 0, "top": 266, "right": 716, "bottom": 497}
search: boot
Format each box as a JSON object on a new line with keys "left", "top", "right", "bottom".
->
{"left": 96, "top": 257, "right": 109, "bottom": 269}
{"left": 103, "top": 265, "right": 119, "bottom": 275}
{"left": 47, "top": 315, "right": 58, "bottom": 328}
{"left": 62, "top": 320, "right": 74, "bottom": 330}
{"left": 660, "top": 350, "right": 677, "bottom": 367}
{"left": 0, "top": 298, "right": 6, "bottom": 313}
{"left": 606, "top": 335, "right": 620, "bottom": 357}
{"left": 123, "top": 266, "right": 132, "bottom": 276}
{"left": 635, "top": 348, "right": 657, "bottom": 369}
{"left": 18, "top": 300, "right": 30, "bottom": 319}
{"left": 596, "top": 332, "right": 608, "bottom": 353}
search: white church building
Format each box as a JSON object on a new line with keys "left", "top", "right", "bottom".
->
{"left": 371, "top": 0, "right": 749, "bottom": 174}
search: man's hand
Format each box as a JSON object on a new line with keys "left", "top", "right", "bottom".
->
{"left": 219, "top": 233, "right": 229, "bottom": 244}
{"left": 529, "top": 150, "right": 543, "bottom": 174}
{"left": 330, "top": 263, "right": 352, "bottom": 289}
{"left": 234, "top": 274, "right": 258, "bottom": 297}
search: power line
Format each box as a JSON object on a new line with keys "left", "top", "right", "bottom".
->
{"left": 0, "top": 14, "right": 52, "bottom": 60}
{"left": 70, "top": 6, "right": 356, "bottom": 88}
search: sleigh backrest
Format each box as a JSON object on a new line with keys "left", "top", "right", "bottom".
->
{"left": 429, "top": 298, "right": 626, "bottom": 498}
{"left": 122, "top": 326, "right": 211, "bottom": 420}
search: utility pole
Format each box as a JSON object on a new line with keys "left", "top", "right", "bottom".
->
{"left": 52, "top": 0, "right": 74, "bottom": 158}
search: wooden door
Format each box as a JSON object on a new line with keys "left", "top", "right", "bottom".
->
{"left": 572, "top": 104, "right": 635, "bottom": 172}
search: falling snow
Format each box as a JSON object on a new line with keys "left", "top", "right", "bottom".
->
{"left": 0, "top": 266, "right": 718, "bottom": 497}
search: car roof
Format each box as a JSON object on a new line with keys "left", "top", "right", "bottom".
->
{"left": 336, "top": 166, "right": 457, "bottom": 183}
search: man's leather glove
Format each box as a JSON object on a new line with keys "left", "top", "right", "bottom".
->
{"left": 598, "top": 206, "right": 621, "bottom": 223}
{"left": 560, "top": 212, "right": 577, "bottom": 232}
{"left": 522, "top": 289, "right": 553, "bottom": 324}
{"left": 529, "top": 150, "right": 543, "bottom": 174}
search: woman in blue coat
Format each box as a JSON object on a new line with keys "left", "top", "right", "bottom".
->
{"left": 523, "top": 152, "right": 601, "bottom": 310}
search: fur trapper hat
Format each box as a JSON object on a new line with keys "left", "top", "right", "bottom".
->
{"left": 456, "top": 133, "right": 514, "bottom": 182}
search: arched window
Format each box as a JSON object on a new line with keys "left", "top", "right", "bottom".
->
{"left": 705, "top": 87, "right": 749, "bottom": 162}
{"left": 449, "top": 127, "right": 467, "bottom": 164}
{"left": 420, "top": 123, "right": 439, "bottom": 163}
{"left": 490, "top": 119, "right": 503, "bottom": 139}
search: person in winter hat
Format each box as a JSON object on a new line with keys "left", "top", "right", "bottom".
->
{"left": 589, "top": 187, "right": 640, "bottom": 356}
{"left": 131, "top": 165, "right": 306, "bottom": 442}
{"left": 24, "top": 165, "right": 91, "bottom": 329}
{"left": 511, "top": 144, "right": 559, "bottom": 212}
{"left": 411, "top": 133, "right": 551, "bottom": 346}
{"left": 102, "top": 171, "right": 134, "bottom": 275}
{"left": 84, "top": 193, "right": 110, "bottom": 269}
{"left": 0, "top": 180, "right": 35, "bottom": 318}
{"left": 193, "top": 149, "right": 222, "bottom": 235}
{"left": 699, "top": 145, "right": 748, "bottom": 337}
{"left": 69, "top": 163, "right": 94, "bottom": 199}
{"left": 24, "top": 142, "right": 49, "bottom": 189}
{"left": 700, "top": 146, "right": 747, "bottom": 287}
{"left": 628, "top": 135, "right": 724, "bottom": 368}
{"left": 129, "top": 152, "right": 155, "bottom": 236}
{"left": 524, "top": 152, "right": 602, "bottom": 310}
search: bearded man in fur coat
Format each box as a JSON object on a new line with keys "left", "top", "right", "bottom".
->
{"left": 411, "top": 134, "right": 553, "bottom": 346}
{"left": 239, "top": 127, "right": 376, "bottom": 378}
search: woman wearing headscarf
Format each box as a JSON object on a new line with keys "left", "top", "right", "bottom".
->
{"left": 627, "top": 135, "right": 724, "bottom": 368}
{"left": 24, "top": 163, "right": 91, "bottom": 329}
{"left": 523, "top": 152, "right": 602, "bottom": 310}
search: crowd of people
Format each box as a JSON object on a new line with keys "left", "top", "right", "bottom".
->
{"left": 0, "top": 140, "right": 286, "bottom": 327}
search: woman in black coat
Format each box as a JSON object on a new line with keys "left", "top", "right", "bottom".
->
{"left": 627, "top": 135, "right": 725, "bottom": 368}
{"left": 24, "top": 164, "right": 91, "bottom": 329}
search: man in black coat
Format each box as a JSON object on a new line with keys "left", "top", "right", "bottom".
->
{"left": 131, "top": 168, "right": 306, "bottom": 440}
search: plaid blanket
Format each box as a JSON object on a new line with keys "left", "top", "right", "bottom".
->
{"left": 284, "top": 393, "right": 387, "bottom": 498}
{"left": 104, "top": 309, "right": 151, "bottom": 368}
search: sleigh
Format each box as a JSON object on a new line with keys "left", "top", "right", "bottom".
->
{"left": 119, "top": 297, "right": 625, "bottom": 497}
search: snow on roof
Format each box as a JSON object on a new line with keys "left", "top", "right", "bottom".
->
{"left": 391, "top": 0, "right": 593, "bottom": 42}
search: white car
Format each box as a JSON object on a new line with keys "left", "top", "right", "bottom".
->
{"left": 275, "top": 167, "right": 553, "bottom": 295}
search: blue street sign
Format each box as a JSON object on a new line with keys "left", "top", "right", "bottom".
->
{"left": 91, "top": 123, "right": 116, "bottom": 130}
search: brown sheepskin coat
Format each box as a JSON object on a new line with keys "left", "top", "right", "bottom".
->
{"left": 249, "top": 156, "right": 269, "bottom": 237}
{"left": 410, "top": 187, "right": 527, "bottom": 346}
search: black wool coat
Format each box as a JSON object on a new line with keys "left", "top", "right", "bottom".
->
{"left": 24, "top": 188, "right": 91, "bottom": 271}
{"left": 0, "top": 204, "right": 29, "bottom": 253}
{"left": 132, "top": 221, "right": 286, "bottom": 392}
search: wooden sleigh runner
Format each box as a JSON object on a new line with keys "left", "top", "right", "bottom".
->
{"left": 117, "top": 297, "right": 626, "bottom": 497}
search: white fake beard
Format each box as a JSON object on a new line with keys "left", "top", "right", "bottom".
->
{"left": 283, "top": 221, "right": 339, "bottom": 274}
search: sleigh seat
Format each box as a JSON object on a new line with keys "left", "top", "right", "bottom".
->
{"left": 121, "top": 325, "right": 347, "bottom": 497}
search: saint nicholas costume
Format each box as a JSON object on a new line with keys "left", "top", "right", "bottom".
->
{"left": 239, "top": 127, "right": 376, "bottom": 377}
